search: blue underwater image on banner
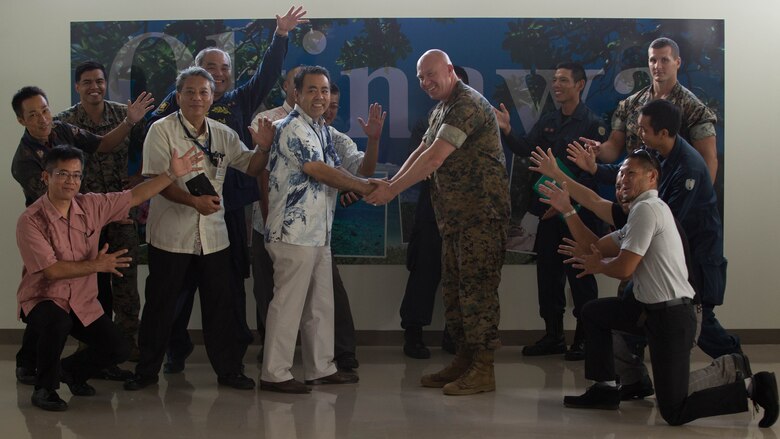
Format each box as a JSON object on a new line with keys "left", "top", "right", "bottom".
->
{"left": 71, "top": 17, "right": 724, "bottom": 263}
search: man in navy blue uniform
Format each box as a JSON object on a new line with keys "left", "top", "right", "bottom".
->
{"left": 494, "top": 63, "right": 607, "bottom": 360}
{"left": 147, "top": 6, "right": 307, "bottom": 373}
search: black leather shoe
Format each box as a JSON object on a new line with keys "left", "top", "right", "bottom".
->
{"left": 619, "top": 375, "right": 655, "bottom": 400}
{"left": 564, "top": 383, "right": 620, "bottom": 410}
{"left": 335, "top": 353, "right": 360, "bottom": 371}
{"left": 31, "top": 388, "right": 68, "bottom": 411}
{"left": 522, "top": 334, "right": 566, "bottom": 356}
{"left": 218, "top": 373, "right": 256, "bottom": 390}
{"left": 93, "top": 365, "right": 134, "bottom": 381}
{"left": 61, "top": 371, "right": 96, "bottom": 396}
{"left": 564, "top": 340, "right": 585, "bottom": 361}
{"left": 164, "top": 343, "right": 194, "bottom": 374}
{"left": 123, "top": 374, "right": 159, "bottom": 391}
{"left": 260, "top": 379, "right": 311, "bottom": 394}
{"left": 16, "top": 366, "right": 36, "bottom": 385}
{"left": 305, "top": 370, "right": 359, "bottom": 385}
{"left": 404, "top": 340, "right": 431, "bottom": 359}
{"left": 751, "top": 371, "right": 778, "bottom": 428}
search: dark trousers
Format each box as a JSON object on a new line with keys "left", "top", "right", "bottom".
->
{"left": 136, "top": 246, "right": 244, "bottom": 377}
{"left": 24, "top": 301, "right": 129, "bottom": 390}
{"left": 582, "top": 296, "right": 748, "bottom": 426}
{"left": 166, "top": 209, "right": 254, "bottom": 362}
{"left": 252, "top": 230, "right": 357, "bottom": 358}
{"left": 535, "top": 216, "right": 598, "bottom": 321}
{"left": 399, "top": 218, "right": 442, "bottom": 329}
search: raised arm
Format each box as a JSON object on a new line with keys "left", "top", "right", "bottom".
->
{"left": 96, "top": 92, "right": 155, "bottom": 153}
{"left": 355, "top": 103, "right": 386, "bottom": 177}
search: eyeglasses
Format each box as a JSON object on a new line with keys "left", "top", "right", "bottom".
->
{"left": 52, "top": 170, "right": 83, "bottom": 181}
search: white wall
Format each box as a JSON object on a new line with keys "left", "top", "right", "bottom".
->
{"left": 1, "top": 0, "right": 778, "bottom": 332}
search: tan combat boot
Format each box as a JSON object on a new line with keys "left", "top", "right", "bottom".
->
{"left": 442, "top": 350, "right": 495, "bottom": 395}
{"left": 420, "top": 349, "right": 472, "bottom": 388}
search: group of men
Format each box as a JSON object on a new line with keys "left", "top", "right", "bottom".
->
{"left": 8, "top": 12, "right": 778, "bottom": 428}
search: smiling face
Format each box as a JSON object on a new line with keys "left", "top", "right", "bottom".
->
{"left": 648, "top": 45, "right": 680, "bottom": 85}
{"left": 199, "top": 50, "right": 231, "bottom": 99}
{"left": 295, "top": 73, "right": 330, "bottom": 120}
{"left": 17, "top": 94, "right": 53, "bottom": 143}
{"left": 176, "top": 75, "right": 214, "bottom": 126}
{"left": 44, "top": 158, "right": 83, "bottom": 204}
{"left": 416, "top": 51, "right": 456, "bottom": 102}
{"left": 551, "top": 68, "right": 583, "bottom": 106}
{"left": 75, "top": 68, "right": 106, "bottom": 107}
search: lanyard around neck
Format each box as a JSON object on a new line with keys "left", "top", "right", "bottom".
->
{"left": 178, "top": 111, "right": 216, "bottom": 165}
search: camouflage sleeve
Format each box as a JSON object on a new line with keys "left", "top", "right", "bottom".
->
{"left": 65, "top": 123, "right": 101, "bottom": 154}
{"left": 436, "top": 97, "right": 481, "bottom": 148}
{"left": 611, "top": 98, "right": 629, "bottom": 133}
{"left": 685, "top": 102, "right": 717, "bottom": 142}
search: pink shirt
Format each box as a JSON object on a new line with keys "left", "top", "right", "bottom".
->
{"left": 16, "top": 191, "right": 132, "bottom": 326}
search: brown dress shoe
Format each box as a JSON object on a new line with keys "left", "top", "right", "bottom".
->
{"left": 260, "top": 379, "right": 311, "bottom": 394}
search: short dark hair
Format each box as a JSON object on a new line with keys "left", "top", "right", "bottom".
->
{"left": 45, "top": 145, "right": 85, "bottom": 171}
{"left": 626, "top": 148, "right": 662, "bottom": 179}
{"left": 12, "top": 86, "right": 47, "bottom": 118}
{"left": 176, "top": 66, "right": 215, "bottom": 93}
{"left": 294, "top": 66, "right": 331, "bottom": 91}
{"left": 639, "top": 99, "right": 682, "bottom": 137}
{"left": 75, "top": 61, "right": 107, "bottom": 83}
{"left": 453, "top": 65, "right": 469, "bottom": 85}
{"left": 330, "top": 82, "right": 340, "bottom": 95}
{"left": 555, "top": 62, "right": 587, "bottom": 87}
{"left": 649, "top": 37, "right": 680, "bottom": 58}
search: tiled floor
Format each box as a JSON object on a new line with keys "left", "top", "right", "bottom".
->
{"left": 2, "top": 344, "right": 777, "bottom": 438}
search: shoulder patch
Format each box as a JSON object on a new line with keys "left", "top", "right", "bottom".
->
{"left": 685, "top": 178, "right": 696, "bottom": 191}
{"left": 157, "top": 101, "right": 169, "bottom": 113}
{"left": 598, "top": 126, "right": 606, "bottom": 136}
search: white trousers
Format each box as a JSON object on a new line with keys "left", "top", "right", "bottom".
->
{"left": 262, "top": 241, "right": 337, "bottom": 382}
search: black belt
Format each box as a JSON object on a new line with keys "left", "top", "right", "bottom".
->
{"left": 643, "top": 297, "right": 692, "bottom": 311}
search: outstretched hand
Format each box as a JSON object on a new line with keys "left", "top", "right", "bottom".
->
{"left": 567, "top": 140, "right": 598, "bottom": 175}
{"left": 565, "top": 243, "right": 604, "bottom": 278}
{"left": 363, "top": 179, "right": 394, "bottom": 206}
{"left": 250, "top": 116, "right": 275, "bottom": 150}
{"left": 126, "top": 91, "right": 155, "bottom": 124}
{"left": 492, "top": 103, "right": 511, "bottom": 135}
{"left": 529, "top": 146, "right": 560, "bottom": 178}
{"left": 169, "top": 146, "right": 205, "bottom": 178}
{"left": 94, "top": 244, "right": 132, "bottom": 277}
{"left": 538, "top": 180, "right": 574, "bottom": 213}
{"left": 358, "top": 103, "right": 386, "bottom": 140}
{"left": 275, "top": 6, "right": 308, "bottom": 36}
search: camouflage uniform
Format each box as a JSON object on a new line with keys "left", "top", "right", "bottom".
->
{"left": 56, "top": 102, "right": 143, "bottom": 344}
{"left": 423, "top": 81, "right": 511, "bottom": 351}
{"left": 612, "top": 82, "right": 716, "bottom": 154}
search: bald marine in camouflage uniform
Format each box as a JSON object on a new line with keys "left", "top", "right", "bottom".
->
{"left": 56, "top": 61, "right": 146, "bottom": 361}
{"left": 364, "top": 49, "right": 510, "bottom": 395}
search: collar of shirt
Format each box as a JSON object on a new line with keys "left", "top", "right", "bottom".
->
{"left": 292, "top": 103, "right": 326, "bottom": 127}
{"left": 282, "top": 100, "right": 294, "bottom": 115}
{"left": 629, "top": 189, "right": 659, "bottom": 209}
{"left": 178, "top": 110, "right": 211, "bottom": 143}
{"left": 40, "top": 193, "right": 90, "bottom": 234}
{"left": 71, "top": 102, "right": 119, "bottom": 131}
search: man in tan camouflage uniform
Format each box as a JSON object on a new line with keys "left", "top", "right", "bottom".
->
{"left": 365, "top": 49, "right": 510, "bottom": 395}
{"left": 56, "top": 61, "right": 146, "bottom": 362}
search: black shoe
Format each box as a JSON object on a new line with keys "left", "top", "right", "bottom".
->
{"left": 92, "top": 365, "right": 134, "bottom": 381}
{"left": 441, "top": 329, "right": 456, "bottom": 355}
{"left": 564, "top": 340, "right": 585, "bottom": 361}
{"left": 522, "top": 334, "right": 566, "bottom": 356}
{"left": 61, "top": 371, "right": 96, "bottom": 396}
{"left": 335, "top": 353, "right": 360, "bottom": 371}
{"left": 218, "top": 373, "right": 256, "bottom": 390}
{"left": 16, "top": 366, "right": 36, "bottom": 386}
{"left": 619, "top": 375, "right": 655, "bottom": 400}
{"left": 123, "top": 374, "right": 159, "bottom": 391}
{"left": 751, "top": 371, "right": 778, "bottom": 428}
{"left": 732, "top": 352, "right": 753, "bottom": 380}
{"left": 164, "top": 343, "right": 194, "bottom": 374}
{"left": 260, "top": 379, "right": 311, "bottom": 394}
{"left": 403, "top": 327, "right": 431, "bottom": 359}
{"left": 564, "top": 383, "right": 620, "bottom": 410}
{"left": 305, "top": 370, "right": 359, "bottom": 385}
{"left": 31, "top": 388, "right": 67, "bottom": 411}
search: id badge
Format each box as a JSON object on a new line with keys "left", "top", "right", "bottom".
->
{"left": 215, "top": 156, "right": 227, "bottom": 182}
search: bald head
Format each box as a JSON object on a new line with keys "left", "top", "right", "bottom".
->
{"left": 416, "top": 49, "right": 458, "bottom": 101}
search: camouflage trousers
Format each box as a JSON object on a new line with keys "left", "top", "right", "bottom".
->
{"left": 441, "top": 220, "right": 507, "bottom": 351}
{"left": 99, "top": 221, "right": 141, "bottom": 340}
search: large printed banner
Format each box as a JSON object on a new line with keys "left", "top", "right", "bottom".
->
{"left": 71, "top": 18, "right": 724, "bottom": 264}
